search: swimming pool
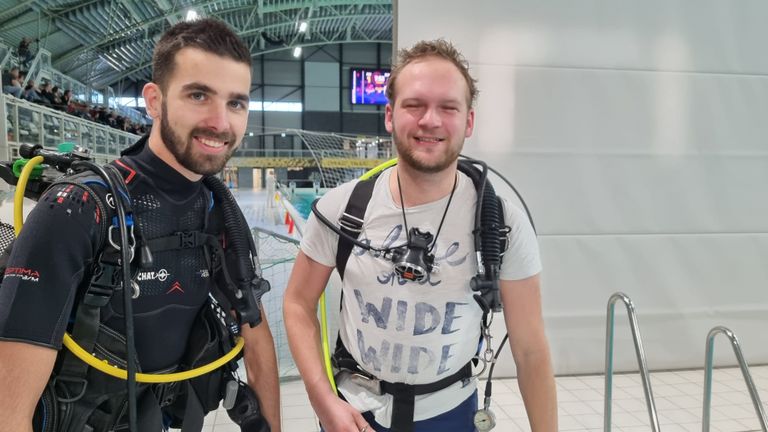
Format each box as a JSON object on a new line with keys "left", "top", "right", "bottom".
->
{"left": 288, "top": 190, "right": 322, "bottom": 219}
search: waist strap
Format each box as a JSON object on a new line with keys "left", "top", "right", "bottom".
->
{"left": 145, "top": 230, "right": 218, "bottom": 252}
{"left": 333, "top": 339, "right": 472, "bottom": 432}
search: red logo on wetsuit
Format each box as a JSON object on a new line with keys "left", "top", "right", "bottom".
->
{"left": 4, "top": 267, "right": 40, "bottom": 282}
{"left": 55, "top": 185, "right": 75, "bottom": 204}
{"left": 166, "top": 281, "right": 184, "bottom": 294}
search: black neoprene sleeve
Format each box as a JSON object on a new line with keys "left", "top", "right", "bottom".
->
{"left": 0, "top": 182, "right": 100, "bottom": 349}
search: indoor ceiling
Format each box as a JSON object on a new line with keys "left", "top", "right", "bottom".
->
{"left": 0, "top": 0, "right": 393, "bottom": 89}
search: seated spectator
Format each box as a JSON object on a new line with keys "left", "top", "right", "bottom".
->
{"left": 38, "top": 81, "right": 54, "bottom": 106}
{"left": 50, "top": 86, "right": 66, "bottom": 111}
{"left": 94, "top": 106, "right": 108, "bottom": 124}
{"left": 68, "top": 99, "right": 91, "bottom": 119}
{"left": 107, "top": 111, "right": 117, "bottom": 128}
{"left": 21, "top": 79, "right": 42, "bottom": 102}
{"left": 61, "top": 89, "right": 72, "bottom": 105}
{"left": 2, "top": 67, "right": 22, "bottom": 98}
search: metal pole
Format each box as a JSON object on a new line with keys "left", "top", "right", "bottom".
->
{"left": 0, "top": 94, "right": 7, "bottom": 162}
{"left": 702, "top": 326, "right": 767, "bottom": 432}
{"left": 703, "top": 331, "right": 715, "bottom": 432}
{"left": 604, "top": 300, "right": 615, "bottom": 431}
{"left": 604, "top": 292, "right": 661, "bottom": 432}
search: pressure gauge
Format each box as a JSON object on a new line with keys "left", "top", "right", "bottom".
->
{"left": 473, "top": 408, "right": 496, "bottom": 431}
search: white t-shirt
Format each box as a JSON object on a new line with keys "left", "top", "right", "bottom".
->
{"left": 301, "top": 168, "right": 541, "bottom": 427}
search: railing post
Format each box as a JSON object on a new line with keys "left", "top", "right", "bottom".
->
{"left": 605, "top": 297, "right": 616, "bottom": 431}
{"left": 11, "top": 103, "right": 19, "bottom": 149}
{"left": 604, "top": 292, "right": 660, "bottom": 432}
{"left": 702, "top": 326, "right": 767, "bottom": 432}
{"left": 0, "top": 95, "right": 8, "bottom": 162}
{"left": 0, "top": 48, "right": 11, "bottom": 71}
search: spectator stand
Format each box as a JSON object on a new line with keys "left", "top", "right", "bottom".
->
{"left": 104, "top": 86, "right": 150, "bottom": 126}
{"left": 0, "top": 92, "right": 139, "bottom": 165}
{"left": 24, "top": 49, "right": 90, "bottom": 108}
{"left": 19, "top": 48, "right": 52, "bottom": 89}
{"left": 11, "top": 48, "right": 150, "bottom": 132}
{"left": 49, "top": 69, "right": 89, "bottom": 105}
{"left": 1, "top": 42, "right": 149, "bottom": 130}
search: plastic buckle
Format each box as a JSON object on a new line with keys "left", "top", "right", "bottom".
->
{"left": 84, "top": 265, "right": 117, "bottom": 306}
{"left": 178, "top": 231, "right": 196, "bottom": 249}
{"left": 154, "top": 381, "right": 179, "bottom": 408}
{"left": 338, "top": 212, "right": 364, "bottom": 233}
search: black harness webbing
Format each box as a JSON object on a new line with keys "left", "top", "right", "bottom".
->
{"left": 334, "top": 339, "right": 472, "bottom": 432}
{"left": 332, "top": 176, "right": 473, "bottom": 432}
{"left": 335, "top": 178, "right": 376, "bottom": 280}
{"left": 55, "top": 256, "right": 121, "bottom": 401}
{"left": 42, "top": 166, "right": 242, "bottom": 431}
{"left": 145, "top": 230, "right": 218, "bottom": 253}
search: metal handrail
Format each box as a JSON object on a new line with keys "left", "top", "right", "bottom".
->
{"left": 0, "top": 44, "right": 11, "bottom": 71}
{"left": 604, "top": 292, "right": 660, "bottom": 432}
{"left": 252, "top": 226, "right": 300, "bottom": 245}
{"left": 21, "top": 49, "right": 45, "bottom": 88}
{"left": 1, "top": 93, "right": 139, "bottom": 160}
{"left": 702, "top": 326, "right": 767, "bottom": 432}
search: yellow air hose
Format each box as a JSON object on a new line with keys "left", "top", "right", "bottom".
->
{"left": 13, "top": 156, "right": 44, "bottom": 236}
{"left": 14, "top": 156, "right": 244, "bottom": 383}
{"left": 320, "top": 157, "right": 398, "bottom": 394}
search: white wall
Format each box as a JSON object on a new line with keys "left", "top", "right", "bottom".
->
{"left": 397, "top": 0, "right": 768, "bottom": 376}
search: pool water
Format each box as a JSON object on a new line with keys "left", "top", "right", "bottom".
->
{"left": 289, "top": 190, "right": 322, "bottom": 219}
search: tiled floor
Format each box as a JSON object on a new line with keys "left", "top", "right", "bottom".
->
{"left": 198, "top": 365, "right": 768, "bottom": 431}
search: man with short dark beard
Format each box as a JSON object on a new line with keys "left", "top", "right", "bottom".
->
{"left": 0, "top": 19, "right": 280, "bottom": 432}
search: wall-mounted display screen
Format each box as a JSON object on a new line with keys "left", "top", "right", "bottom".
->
{"left": 350, "top": 68, "right": 390, "bottom": 105}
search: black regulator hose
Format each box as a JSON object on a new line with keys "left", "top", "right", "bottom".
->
{"left": 203, "top": 176, "right": 266, "bottom": 327}
{"left": 206, "top": 177, "right": 251, "bottom": 271}
{"left": 310, "top": 198, "right": 408, "bottom": 253}
{"left": 19, "top": 143, "right": 81, "bottom": 172}
{"left": 458, "top": 159, "right": 504, "bottom": 313}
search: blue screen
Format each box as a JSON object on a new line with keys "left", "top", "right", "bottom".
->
{"left": 350, "top": 68, "right": 390, "bottom": 105}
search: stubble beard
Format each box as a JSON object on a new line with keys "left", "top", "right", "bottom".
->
{"left": 392, "top": 126, "right": 463, "bottom": 174}
{"left": 159, "top": 102, "right": 238, "bottom": 176}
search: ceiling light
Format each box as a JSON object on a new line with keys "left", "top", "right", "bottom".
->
{"left": 298, "top": 21, "right": 308, "bottom": 33}
{"left": 185, "top": 10, "right": 199, "bottom": 21}
{"left": 292, "top": 46, "right": 302, "bottom": 58}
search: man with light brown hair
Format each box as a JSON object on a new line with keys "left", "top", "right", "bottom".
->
{"left": 285, "top": 39, "right": 557, "bottom": 432}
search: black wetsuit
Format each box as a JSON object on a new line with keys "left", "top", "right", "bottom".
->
{"left": 0, "top": 136, "right": 216, "bottom": 372}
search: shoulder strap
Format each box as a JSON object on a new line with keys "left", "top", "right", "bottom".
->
{"left": 336, "top": 178, "right": 376, "bottom": 280}
{"left": 497, "top": 195, "right": 508, "bottom": 266}
{"left": 47, "top": 169, "right": 129, "bottom": 408}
